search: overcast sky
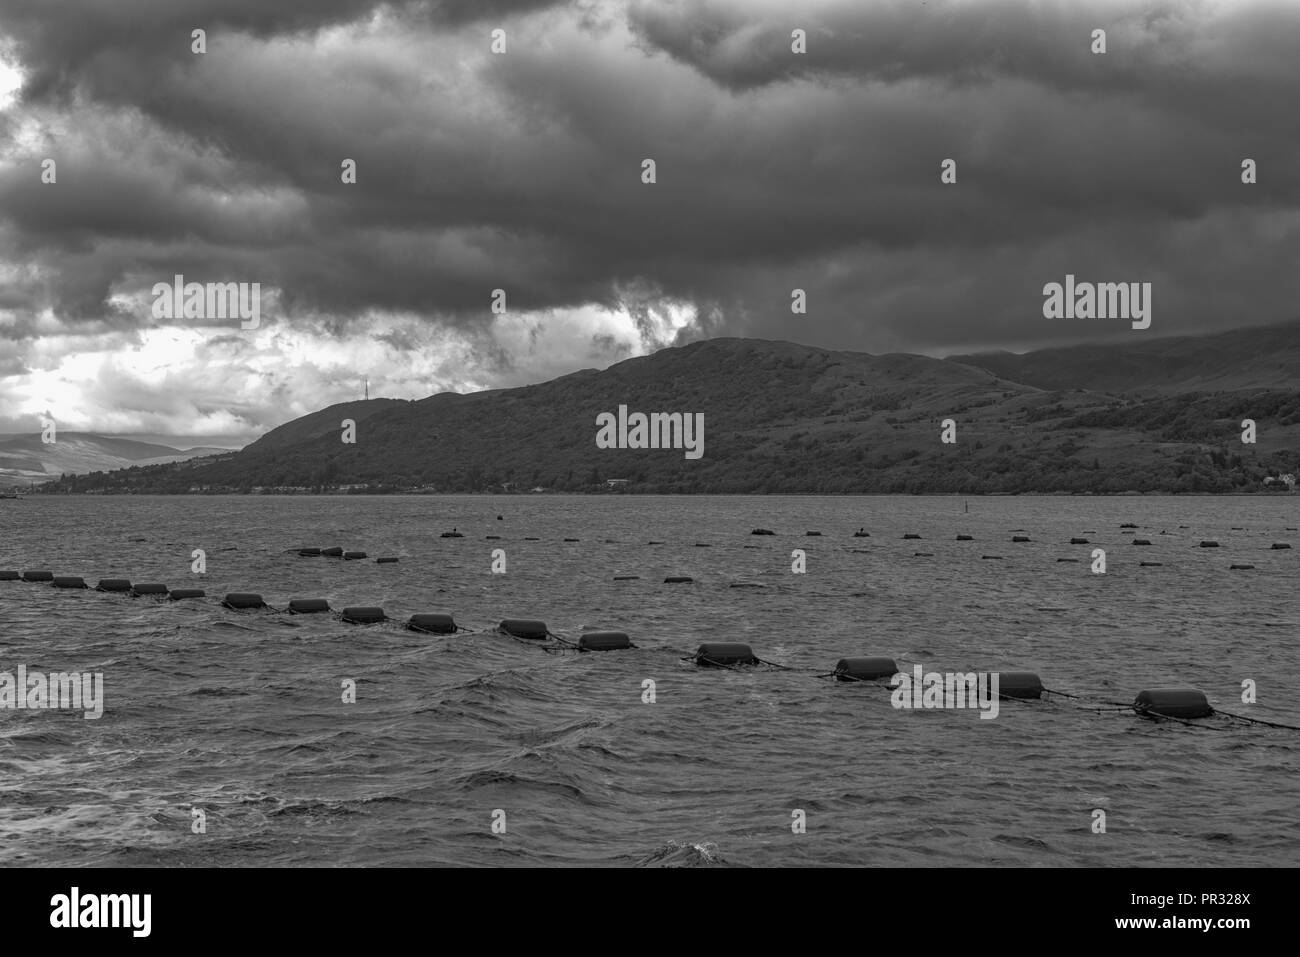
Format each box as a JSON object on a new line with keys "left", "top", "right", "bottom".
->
{"left": 1, "top": 0, "right": 1297, "bottom": 440}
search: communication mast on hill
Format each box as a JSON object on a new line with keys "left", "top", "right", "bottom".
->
{"left": 364, "top": 377, "right": 369, "bottom": 401}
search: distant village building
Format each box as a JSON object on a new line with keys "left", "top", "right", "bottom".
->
{"left": 605, "top": 478, "right": 629, "bottom": 487}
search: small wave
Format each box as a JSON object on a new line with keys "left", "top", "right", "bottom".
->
{"left": 268, "top": 801, "right": 361, "bottom": 819}
{"left": 993, "top": 833, "right": 1051, "bottom": 851}
{"left": 189, "top": 686, "right": 251, "bottom": 698}
{"left": 635, "top": 840, "right": 730, "bottom": 868}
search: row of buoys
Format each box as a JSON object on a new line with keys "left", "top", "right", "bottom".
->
{"left": 317, "top": 520, "right": 1296, "bottom": 548}
{"left": 0, "top": 574, "right": 638, "bottom": 650}
{"left": 0, "top": 573, "right": 1287, "bottom": 721}
{"left": 1, "top": 571, "right": 208, "bottom": 599}
{"left": 690, "top": 646, "right": 1231, "bottom": 721}
{"left": 691, "top": 647, "right": 1219, "bottom": 718}
{"left": 294, "top": 535, "right": 1292, "bottom": 560}
{"left": 727, "top": 521, "right": 1298, "bottom": 539}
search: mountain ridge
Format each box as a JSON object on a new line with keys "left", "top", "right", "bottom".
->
{"left": 29, "top": 322, "right": 1300, "bottom": 494}
{"left": 0, "top": 433, "right": 234, "bottom": 488}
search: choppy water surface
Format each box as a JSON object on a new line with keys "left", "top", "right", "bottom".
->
{"left": 1, "top": 494, "right": 1297, "bottom": 866}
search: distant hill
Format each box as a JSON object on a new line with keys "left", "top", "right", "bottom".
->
{"left": 947, "top": 322, "right": 1300, "bottom": 394}
{"left": 31, "top": 324, "right": 1300, "bottom": 495}
{"left": 0, "top": 433, "right": 233, "bottom": 487}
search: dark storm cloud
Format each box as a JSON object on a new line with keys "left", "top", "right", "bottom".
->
{"left": 1, "top": 0, "right": 568, "bottom": 99}
{"left": 0, "top": 0, "right": 1297, "bottom": 366}
{"left": 626, "top": 0, "right": 1300, "bottom": 94}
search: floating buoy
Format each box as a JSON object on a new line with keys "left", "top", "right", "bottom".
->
{"left": 486, "top": 535, "right": 501, "bottom": 540}
{"left": 664, "top": 576, "right": 693, "bottom": 583}
{"left": 1056, "top": 558, "right": 1079, "bottom": 563}
{"left": 1133, "top": 539, "right": 1152, "bottom": 545}
{"left": 1140, "top": 561, "right": 1163, "bottom": 567}
{"left": 913, "top": 552, "right": 933, "bottom": 557}
{"left": 982, "top": 555, "right": 1002, "bottom": 560}
{"left": 1272, "top": 543, "right": 1292, "bottom": 550}
{"left": 341, "top": 606, "right": 386, "bottom": 624}
{"left": 1230, "top": 564, "right": 1254, "bottom": 570}
{"left": 407, "top": 613, "right": 456, "bottom": 634}
{"left": 613, "top": 575, "right": 640, "bottom": 581}
{"left": 131, "top": 583, "right": 169, "bottom": 597}
{"left": 997, "top": 672, "right": 1044, "bottom": 700}
{"left": 1070, "top": 537, "right": 1089, "bottom": 544}
{"left": 1133, "top": 688, "right": 1211, "bottom": 719}
{"left": 525, "top": 537, "right": 540, "bottom": 541}
{"left": 375, "top": 557, "right": 399, "bottom": 564}
{"left": 298, "top": 547, "right": 321, "bottom": 557}
{"left": 289, "top": 598, "right": 331, "bottom": 614}
{"left": 1199, "top": 541, "right": 1219, "bottom": 548}
{"left": 169, "top": 589, "right": 205, "bottom": 600}
{"left": 343, "top": 551, "right": 367, "bottom": 560}
{"left": 1012, "top": 535, "right": 1031, "bottom": 543}
{"left": 0, "top": 570, "right": 19, "bottom": 581}
{"left": 53, "top": 576, "right": 87, "bottom": 589}
{"left": 751, "top": 528, "right": 775, "bottom": 536}
{"left": 96, "top": 578, "right": 132, "bottom": 592}
{"left": 833, "top": 657, "right": 897, "bottom": 681}
{"left": 321, "top": 547, "right": 344, "bottom": 557}
{"left": 498, "top": 619, "right": 548, "bottom": 639}
{"left": 955, "top": 534, "right": 973, "bottom": 541}
{"left": 565, "top": 538, "right": 580, "bottom": 542}
{"left": 441, "top": 531, "right": 463, "bottom": 539}
{"left": 806, "top": 531, "right": 822, "bottom": 536}
{"left": 21, "top": 570, "right": 53, "bottom": 582}
{"left": 903, "top": 533, "right": 921, "bottom": 540}
{"left": 1120, "top": 523, "right": 1137, "bottom": 528}
{"left": 578, "top": 631, "right": 632, "bottom": 652}
{"left": 222, "top": 593, "right": 266, "bottom": 610}
{"left": 693, "top": 642, "right": 758, "bottom": 666}
{"left": 497, "top": 515, "right": 503, "bottom": 520}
